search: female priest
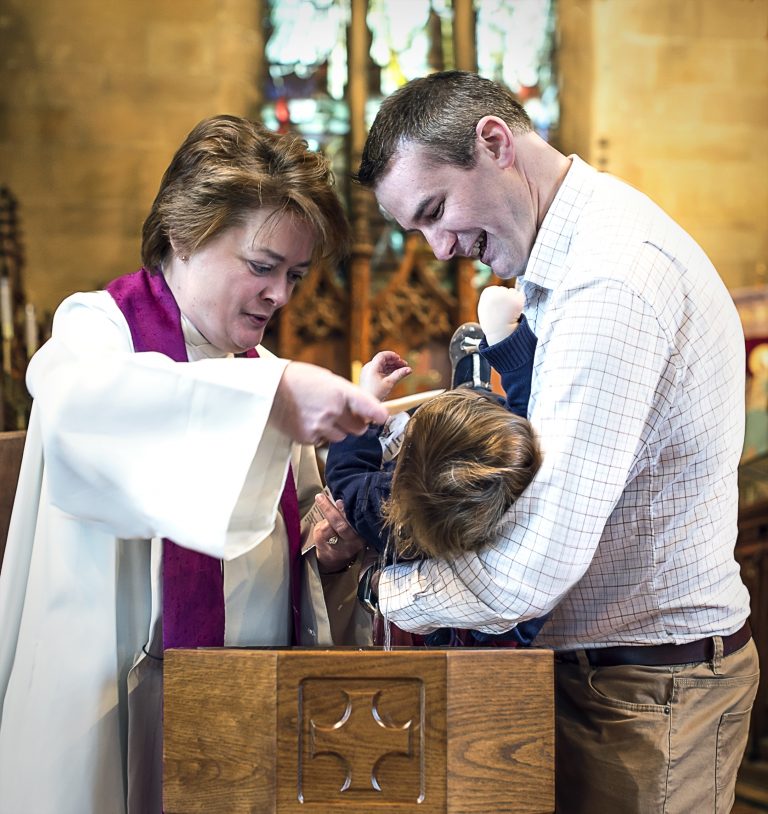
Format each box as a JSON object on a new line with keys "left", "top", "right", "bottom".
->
{"left": 0, "top": 115, "right": 386, "bottom": 814}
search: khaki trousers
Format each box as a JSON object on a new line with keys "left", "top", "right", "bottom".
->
{"left": 555, "top": 639, "right": 759, "bottom": 813}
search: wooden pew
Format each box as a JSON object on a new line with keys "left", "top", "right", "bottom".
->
{"left": 0, "top": 431, "right": 25, "bottom": 571}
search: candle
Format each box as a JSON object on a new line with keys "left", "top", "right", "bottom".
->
{"left": 0, "top": 277, "right": 11, "bottom": 341}
{"left": 25, "top": 303, "right": 38, "bottom": 357}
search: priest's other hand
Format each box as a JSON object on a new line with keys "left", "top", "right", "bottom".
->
{"left": 311, "top": 493, "right": 364, "bottom": 574}
{"left": 271, "top": 361, "right": 388, "bottom": 446}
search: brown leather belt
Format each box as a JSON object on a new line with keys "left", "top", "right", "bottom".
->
{"left": 555, "top": 621, "right": 752, "bottom": 667}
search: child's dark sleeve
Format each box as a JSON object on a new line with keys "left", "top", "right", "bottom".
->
{"left": 324, "top": 427, "right": 394, "bottom": 553}
{"left": 470, "top": 613, "right": 550, "bottom": 646}
{"left": 478, "top": 314, "right": 538, "bottom": 418}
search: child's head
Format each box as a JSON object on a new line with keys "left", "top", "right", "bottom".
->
{"left": 382, "top": 388, "right": 541, "bottom": 561}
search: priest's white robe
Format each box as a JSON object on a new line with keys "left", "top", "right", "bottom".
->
{"left": 0, "top": 291, "right": 369, "bottom": 814}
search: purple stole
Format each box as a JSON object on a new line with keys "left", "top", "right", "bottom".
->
{"left": 107, "top": 268, "right": 303, "bottom": 648}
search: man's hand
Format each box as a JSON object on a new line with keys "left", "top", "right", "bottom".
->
{"left": 270, "top": 362, "right": 388, "bottom": 445}
{"left": 359, "top": 351, "right": 412, "bottom": 400}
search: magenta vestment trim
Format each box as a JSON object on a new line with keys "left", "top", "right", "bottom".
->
{"left": 107, "top": 268, "right": 302, "bottom": 648}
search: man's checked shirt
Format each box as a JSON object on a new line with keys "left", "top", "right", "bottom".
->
{"left": 379, "top": 155, "right": 750, "bottom": 649}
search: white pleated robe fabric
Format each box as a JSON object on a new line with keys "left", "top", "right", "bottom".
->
{"left": 0, "top": 291, "right": 368, "bottom": 814}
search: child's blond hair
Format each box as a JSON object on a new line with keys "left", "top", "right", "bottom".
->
{"left": 381, "top": 388, "right": 541, "bottom": 561}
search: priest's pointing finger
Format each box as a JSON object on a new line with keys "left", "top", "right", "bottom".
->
{"left": 271, "top": 361, "right": 387, "bottom": 446}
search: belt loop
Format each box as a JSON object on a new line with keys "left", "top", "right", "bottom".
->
{"left": 711, "top": 635, "right": 724, "bottom": 674}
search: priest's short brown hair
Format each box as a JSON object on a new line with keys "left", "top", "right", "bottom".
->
{"left": 141, "top": 115, "right": 349, "bottom": 273}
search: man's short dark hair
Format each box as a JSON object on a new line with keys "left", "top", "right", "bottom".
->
{"left": 358, "top": 71, "right": 533, "bottom": 188}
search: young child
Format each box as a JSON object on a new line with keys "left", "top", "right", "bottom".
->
{"left": 325, "top": 285, "right": 547, "bottom": 646}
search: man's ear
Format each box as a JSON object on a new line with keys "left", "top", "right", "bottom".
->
{"left": 475, "top": 116, "right": 516, "bottom": 168}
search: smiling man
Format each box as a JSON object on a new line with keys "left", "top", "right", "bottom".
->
{"left": 357, "top": 71, "right": 758, "bottom": 814}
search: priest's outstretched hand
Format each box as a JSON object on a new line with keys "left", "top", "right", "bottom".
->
{"left": 271, "top": 361, "right": 388, "bottom": 446}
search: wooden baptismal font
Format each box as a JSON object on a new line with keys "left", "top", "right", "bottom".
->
{"left": 164, "top": 647, "right": 554, "bottom": 813}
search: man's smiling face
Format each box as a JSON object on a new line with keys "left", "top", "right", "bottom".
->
{"left": 373, "top": 138, "right": 537, "bottom": 280}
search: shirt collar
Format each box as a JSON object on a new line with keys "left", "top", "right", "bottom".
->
{"left": 180, "top": 313, "right": 230, "bottom": 359}
{"left": 518, "top": 154, "right": 597, "bottom": 291}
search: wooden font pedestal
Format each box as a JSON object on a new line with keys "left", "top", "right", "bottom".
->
{"left": 164, "top": 647, "right": 554, "bottom": 813}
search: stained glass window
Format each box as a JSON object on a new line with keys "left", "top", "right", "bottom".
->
{"left": 367, "top": 0, "right": 454, "bottom": 99}
{"left": 262, "top": 0, "right": 351, "bottom": 188}
{"left": 260, "top": 0, "right": 559, "bottom": 367}
{"left": 475, "top": 0, "right": 559, "bottom": 140}
{"left": 261, "top": 0, "right": 558, "bottom": 199}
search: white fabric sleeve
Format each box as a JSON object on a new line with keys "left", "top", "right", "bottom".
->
{"left": 27, "top": 291, "right": 293, "bottom": 560}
